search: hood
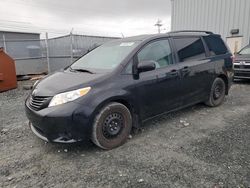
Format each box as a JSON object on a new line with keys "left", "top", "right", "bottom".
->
{"left": 33, "top": 70, "right": 106, "bottom": 96}
{"left": 235, "top": 54, "right": 250, "bottom": 61}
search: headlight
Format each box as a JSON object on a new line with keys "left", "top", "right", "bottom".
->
{"left": 48, "top": 87, "right": 91, "bottom": 107}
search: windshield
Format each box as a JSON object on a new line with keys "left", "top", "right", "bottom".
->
{"left": 70, "top": 40, "right": 139, "bottom": 72}
{"left": 239, "top": 45, "right": 250, "bottom": 55}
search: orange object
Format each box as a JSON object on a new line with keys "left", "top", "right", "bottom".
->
{"left": 0, "top": 48, "right": 17, "bottom": 92}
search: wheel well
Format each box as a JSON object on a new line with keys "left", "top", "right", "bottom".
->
{"left": 111, "top": 99, "right": 131, "bottom": 111}
{"left": 110, "top": 99, "right": 135, "bottom": 116}
{"left": 218, "top": 74, "right": 229, "bottom": 95}
{"left": 110, "top": 99, "right": 140, "bottom": 128}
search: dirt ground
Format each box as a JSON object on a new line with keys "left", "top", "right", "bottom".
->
{"left": 0, "top": 80, "right": 250, "bottom": 188}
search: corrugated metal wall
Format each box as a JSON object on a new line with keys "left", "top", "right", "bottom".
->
{"left": 0, "top": 32, "right": 45, "bottom": 75}
{"left": 171, "top": 0, "right": 250, "bottom": 46}
{"left": 0, "top": 31, "right": 40, "bottom": 40}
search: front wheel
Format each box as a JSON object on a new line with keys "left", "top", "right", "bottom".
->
{"left": 91, "top": 102, "right": 132, "bottom": 150}
{"left": 205, "top": 77, "right": 226, "bottom": 107}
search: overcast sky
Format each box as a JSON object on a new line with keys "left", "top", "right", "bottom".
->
{"left": 0, "top": 0, "right": 172, "bottom": 38}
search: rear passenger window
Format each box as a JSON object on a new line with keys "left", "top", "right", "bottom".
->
{"left": 203, "top": 35, "right": 228, "bottom": 55}
{"left": 173, "top": 37, "right": 206, "bottom": 62}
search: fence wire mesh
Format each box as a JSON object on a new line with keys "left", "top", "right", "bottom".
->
{"left": 0, "top": 34, "right": 119, "bottom": 75}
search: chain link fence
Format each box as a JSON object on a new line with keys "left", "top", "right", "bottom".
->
{"left": 0, "top": 34, "right": 119, "bottom": 75}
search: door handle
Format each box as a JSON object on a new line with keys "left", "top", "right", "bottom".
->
{"left": 157, "top": 69, "right": 178, "bottom": 80}
{"left": 181, "top": 66, "right": 190, "bottom": 73}
{"left": 169, "top": 69, "right": 178, "bottom": 76}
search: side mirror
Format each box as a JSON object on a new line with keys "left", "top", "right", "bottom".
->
{"left": 137, "top": 60, "right": 156, "bottom": 73}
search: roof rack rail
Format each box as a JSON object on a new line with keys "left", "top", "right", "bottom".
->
{"left": 168, "top": 30, "right": 214, "bottom": 34}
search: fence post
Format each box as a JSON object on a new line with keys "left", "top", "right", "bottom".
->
{"left": 3, "top": 34, "right": 7, "bottom": 53}
{"left": 70, "top": 31, "right": 73, "bottom": 63}
{"left": 45, "top": 32, "right": 51, "bottom": 73}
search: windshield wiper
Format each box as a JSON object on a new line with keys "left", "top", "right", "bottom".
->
{"left": 69, "top": 67, "right": 94, "bottom": 74}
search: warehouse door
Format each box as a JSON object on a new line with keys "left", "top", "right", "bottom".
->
{"left": 226, "top": 36, "right": 243, "bottom": 54}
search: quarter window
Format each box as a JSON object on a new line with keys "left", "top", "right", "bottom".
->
{"left": 173, "top": 37, "right": 206, "bottom": 62}
{"left": 137, "top": 39, "right": 173, "bottom": 69}
{"left": 203, "top": 35, "right": 228, "bottom": 55}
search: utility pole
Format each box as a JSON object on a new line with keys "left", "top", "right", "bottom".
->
{"left": 45, "top": 32, "right": 50, "bottom": 73}
{"left": 70, "top": 28, "right": 74, "bottom": 63}
{"left": 154, "top": 19, "right": 163, "bottom": 34}
{"left": 2, "top": 34, "right": 7, "bottom": 53}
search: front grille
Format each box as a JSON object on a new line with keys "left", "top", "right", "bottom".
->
{"left": 234, "top": 70, "right": 250, "bottom": 78}
{"left": 29, "top": 96, "right": 51, "bottom": 111}
{"left": 234, "top": 65, "right": 250, "bottom": 69}
{"left": 235, "top": 60, "right": 250, "bottom": 63}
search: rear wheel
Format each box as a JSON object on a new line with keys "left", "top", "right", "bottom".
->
{"left": 91, "top": 102, "right": 132, "bottom": 150}
{"left": 205, "top": 77, "right": 226, "bottom": 107}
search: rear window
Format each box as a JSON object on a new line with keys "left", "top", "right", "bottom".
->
{"left": 173, "top": 37, "right": 206, "bottom": 62}
{"left": 203, "top": 35, "right": 228, "bottom": 56}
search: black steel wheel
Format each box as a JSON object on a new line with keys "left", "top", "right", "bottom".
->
{"left": 102, "top": 112, "right": 124, "bottom": 139}
{"left": 91, "top": 102, "right": 132, "bottom": 150}
{"left": 205, "top": 77, "right": 226, "bottom": 107}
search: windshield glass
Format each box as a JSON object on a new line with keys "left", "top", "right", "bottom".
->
{"left": 70, "top": 40, "right": 139, "bottom": 72}
{"left": 239, "top": 46, "right": 250, "bottom": 55}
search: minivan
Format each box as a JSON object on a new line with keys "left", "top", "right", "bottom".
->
{"left": 25, "top": 30, "right": 234, "bottom": 149}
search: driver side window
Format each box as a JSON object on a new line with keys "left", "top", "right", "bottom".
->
{"left": 137, "top": 39, "right": 173, "bottom": 69}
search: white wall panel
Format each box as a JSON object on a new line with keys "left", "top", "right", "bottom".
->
{"left": 171, "top": 0, "right": 250, "bottom": 47}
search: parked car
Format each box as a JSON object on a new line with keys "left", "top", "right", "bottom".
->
{"left": 25, "top": 30, "right": 233, "bottom": 149}
{"left": 233, "top": 44, "right": 250, "bottom": 79}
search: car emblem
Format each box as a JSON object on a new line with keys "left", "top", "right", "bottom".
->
{"left": 239, "top": 61, "right": 246, "bottom": 65}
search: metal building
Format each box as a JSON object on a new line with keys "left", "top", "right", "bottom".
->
{"left": 0, "top": 31, "right": 39, "bottom": 40}
{"left": 171, "top": 0, "right": 250, "bottom": 53}
{"left": 0, "top": 30, "right": 43, "bottom": 75}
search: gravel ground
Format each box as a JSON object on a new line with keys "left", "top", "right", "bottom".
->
{"left": 0, "top": 80, "right": 250, "bottom": 188}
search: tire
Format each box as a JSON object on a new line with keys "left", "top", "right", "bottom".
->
{"left": 205, "top": 77, "right": 226, "bottom": 107}
{"left": 91, "top": 102, "right": 132, "bottom": 150}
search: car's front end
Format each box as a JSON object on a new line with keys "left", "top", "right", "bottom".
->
{"left": 233, "top": 59, "right": 250, "bottom": 79}
{"left": 25, "top": 76, "right": 98, "bottom": 143}
{"left": 233, "top": 45, "right": 250, "bottom": 79}
{"left": 24, "top": 65, "right": 113, "bottom": 143}
{"left": 25, "top": 97, "right": 92, "bottom": 143}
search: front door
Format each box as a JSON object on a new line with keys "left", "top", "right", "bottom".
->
{"left": 133, "top": 38, "right": 182, "bottom": 119}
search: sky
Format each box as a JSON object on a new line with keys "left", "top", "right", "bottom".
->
{"left": 0, "top": 0, "right": 172, "bottom": 38}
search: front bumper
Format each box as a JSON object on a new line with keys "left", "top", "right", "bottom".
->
{"left": 233, "top": 62, "right": 250, "bottom": 79}
{"left": 234, "top": 69, "right": 250, "bottom": 79}
{"left": 25, "top": 98, "right": 93, "bottom": 143}
{"left": 29, "top": 122, "right": 77, "bottom": 143}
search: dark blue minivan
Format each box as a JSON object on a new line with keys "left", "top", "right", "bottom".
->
{"left": 25, "top": 31, "right": 233, "bottom": 149}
